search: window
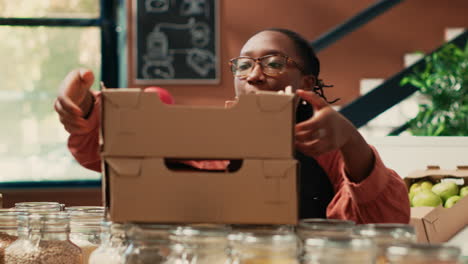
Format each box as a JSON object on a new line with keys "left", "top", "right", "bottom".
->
{"left": 0, "top": 0, "right": 118, "bottom": 184}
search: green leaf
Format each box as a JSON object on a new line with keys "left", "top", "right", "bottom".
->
{"left": 401, "top": 36, "right": 468, "bottom": 136}
{"left": 433, "top": 124, "right": 445, "bottom": 136}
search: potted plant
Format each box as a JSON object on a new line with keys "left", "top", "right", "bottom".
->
{"left": 400, "top": 41, "right": 468, "bottom": 136}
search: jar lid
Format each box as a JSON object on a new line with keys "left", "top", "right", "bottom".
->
{"left": 229, "top": 231, "right": 299, "bottom": 258}
{"left": 69, "top": 210, "right": 105, "bottom": 233}
{"left": 170, "top": 226, "right": 229, "bottom": 246}
{"left": 230, "top": 228, "right": 298, "bottom": 251}
{"left": 15, "top": 202, "right": 62, "bottom": 212}
{"left": 65, "top": 206, "right": 105, "bottom": 212}
{"left": 230, "top": 224, "right": 294, "bottom": 232}
{"left": 298, "top": 218, "right": 355, "bottom": 231}
{"left": 353, "top": 223, "right": 416, "bottom": 242}
{"left": 305, "top": 236, "right": 374, "bottom": 250}
{"left": 127, "top": 223, "right": 174, "bottom": 242}
{"left": 19, "top": 212, "right": 70, "bottom": 233}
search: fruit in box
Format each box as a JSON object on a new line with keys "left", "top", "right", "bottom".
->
{"left": 444, "top": 195, "right": 461, "bottom": 208}
{"left": 431, "top": 182, "right": 459, "bottom": 203}
{"left": 409, "top": 180, "right": 433, "bottom": 195}
{"left": 460, "top": 186, "right": 468, "bottom": 198}
{"left": 412, "top": 190, "right": 443, "bottom": 207}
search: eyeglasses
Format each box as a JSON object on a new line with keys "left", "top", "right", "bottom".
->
{"left": 229, "top": 54, "right": 305, "bottom": 78}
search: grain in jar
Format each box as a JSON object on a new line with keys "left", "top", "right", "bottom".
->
{"left": 0, "top": 211, "right": 18, "bottom": 264}
{"left": 5, "top": 211, "right": 82, "bottom": 264}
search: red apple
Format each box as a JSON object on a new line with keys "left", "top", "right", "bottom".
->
{"left": 144, "top": 86, "right": 174, "bottom": 105}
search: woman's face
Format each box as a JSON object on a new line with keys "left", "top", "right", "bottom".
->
{"left": 234, "top": 30, "right": 313, "bottom": 96}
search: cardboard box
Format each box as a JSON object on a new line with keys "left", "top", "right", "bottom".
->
{"left": 101, "top": 89, "right": 299, "bottom": 224}
{"left": 104, "top": 157, "right": 298, "bottom": 224}
{"left": 406, "top": 166, "right": 468, "bottom": 243}
{"left": 101, "top": 89, "right": 295, "bottom": 159}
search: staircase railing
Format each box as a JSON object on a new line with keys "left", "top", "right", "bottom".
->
{"left": 338, "top": 31, "right": 467, "bottom": 130}
{"left": 312, "top": 0, "right": 404, "bottom": 52}
{"left": 308, "top": 0, "right": 466, "bottom": 134}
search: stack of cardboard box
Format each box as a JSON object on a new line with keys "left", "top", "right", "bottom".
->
{"left": 100, "top": 88, "right": 299, "bottom": 224}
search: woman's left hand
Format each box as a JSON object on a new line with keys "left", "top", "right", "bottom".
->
{"left": 294, "top": 89, "right": 358, "bottom": 157}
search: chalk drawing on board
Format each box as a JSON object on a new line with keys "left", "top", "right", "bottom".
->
{"left": 145, "top": 31, "right": 169, "bottom": 59}
{"left": 142, "top": 60, "right": 175, "bottom": 79}
{"left": 142, "top": 30, "right": 175, "bottom": 78}
{"left": 145, "top": 0, "right": 174, "bottom": 13}
{"left": 141, "top": 18, "right": 214, "bottom": 79}
{"left": 191, "top": 21, "right": 210, "bottom": 47}
{"left": 185, "top": 48, "right": 215, "bottom": 76}
{"left": 180, "top": 0, "right": 209, "bottom": 17}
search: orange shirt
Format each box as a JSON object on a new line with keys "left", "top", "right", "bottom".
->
{"left": 68, "top": 92, "right": 410, "bottom": 224}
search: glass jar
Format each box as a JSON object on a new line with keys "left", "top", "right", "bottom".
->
{"left": 166, "top": 226, "right": 229, "bottom": 264}
{"left": 123, "top": 224, "right": 173, "bottom": 264}
{"left": 230, "top": 228, "right": 299, "bottom": 264}
{"left": 231, "top": 225, "right": 294, "bottom": 234}
{"left": 297, "top": 219, "right": 355, "bottom": 240}
{"left": 0, "top": 211, "right": 18, "bottom": 264}
{"left": 69, "top": 209, "right": 105, "bottom": 264}
{"left": 353, "top": 224, "right": 416, "bottom": 264}
{"left": 15, "top": 202, "right": 62, "bottom": 212}
{"left": 5, "top": 211, "right": 82, "bottom": 264}
{"left": 89, "top": 221, "right": 127, "bottom": 264}
{"left": 302, "top": 237, "right": 376, "bottom": 264}
{"left": 65, "top": 206, "right": 106, "bottom": 213}
{"left": 386, "top": 243, "right": 461, "bottom": 264}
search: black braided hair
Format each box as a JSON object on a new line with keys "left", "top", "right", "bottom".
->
{"left": 259, "top": 28, "right": 340, "bottom": 104}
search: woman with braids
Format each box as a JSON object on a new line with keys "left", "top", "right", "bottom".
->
{"left": 55, "top": 28, "right": 410, "bottom": 224}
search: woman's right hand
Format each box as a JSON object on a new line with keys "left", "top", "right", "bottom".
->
{"left": 54, "top": 68, "right": 95, "bottom": 134}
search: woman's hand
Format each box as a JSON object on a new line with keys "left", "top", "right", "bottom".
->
{"left": 54, "top": 68, "right": 95, "bottom": 134}
{"left": 295, "top": 89, "right": 374, "bottom": 182}
{"left": 295, "top": 89, "right": 356, "bottom": 157}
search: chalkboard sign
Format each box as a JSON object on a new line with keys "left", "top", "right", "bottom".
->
{"left": 133, "top": 0, "right": 219, "bottom": 84}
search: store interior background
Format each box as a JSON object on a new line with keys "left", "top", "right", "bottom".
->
{"left": 0, "top": 0, "right": 467, "bottom": 250}
{"left": 135, "top": 0, "right": 468, "bottom": 106}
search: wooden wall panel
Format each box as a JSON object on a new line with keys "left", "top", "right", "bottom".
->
{"left": 126, "top": 0, "right": 468, "bottom": 107}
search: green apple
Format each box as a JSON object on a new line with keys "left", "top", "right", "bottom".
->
{"left": 409, "top": 180, "right": 433, "bottom": 194}
{"left": 409, "top": 193, "right": 414, "bottom": 207}
{"left": 420, "top": 181, "right": 434, "bottom": 190}
{"left": 412, "top": 190, "right": 443, "bottom": 207}
{"left": 444, "top": 195, "right": 461, "bottom": 208}
{"left": 460, "top": 186, "right": 468, "bottom": 198}
{"left": 409, "top": 182, "right": 420, "bottom": 193}
{"left": 432, "top": 182, "right": 459, "bottom": 202}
